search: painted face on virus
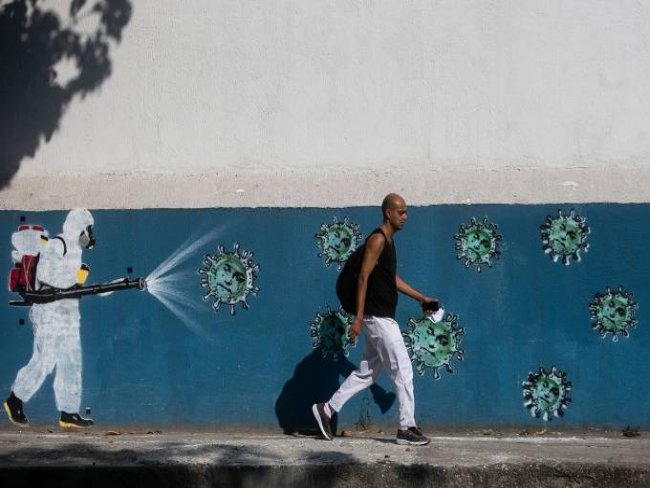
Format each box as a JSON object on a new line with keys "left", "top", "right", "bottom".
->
{"left": 532, "top": 377, "right": 561, "bottom": 412}
{"left": 540, "top": 210, "right": 590, "bottom": 265}
{"left": 326, "top": 229, "right": 351, "bottom": 256}
{"left": 522, "top": 367, "right": 571, "bottom": 421}
{"left": 199, "top": 242, "right": 260, "bottom": 315}
{"left": 315, "top": 217, "right": 363, "bottom": 269}
{"left": 402, "top": 315, "right": 464, "bottom": 379}
{"left": 309, "top": 307, "right": 353, "bottom": 360}
{"left": 210, "top": 258, "right": 247, "bottom": 301}
{"left": 454, "top": 218, "right": 502, "bottom": 272}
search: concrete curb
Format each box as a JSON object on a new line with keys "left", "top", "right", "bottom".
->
{"left": 0, "top": 431, "right": 648, "bottom": 487}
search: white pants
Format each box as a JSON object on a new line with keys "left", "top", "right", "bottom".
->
{"left": 328, "top": 316, "right": 416, "bottom": 430}
{"left": 12, "top": 299, "right": 82, "bottom": 413}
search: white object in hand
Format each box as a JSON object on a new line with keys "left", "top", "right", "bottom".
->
{"left": 428, "top": 308, "right": 445, "bottom": 323}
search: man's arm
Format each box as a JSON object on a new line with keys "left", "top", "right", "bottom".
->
{"left": 396, "top": 275, "right": 438, "bottom": 310}
{"left": 349, "top": 233, "right": 385, "bottom": 342}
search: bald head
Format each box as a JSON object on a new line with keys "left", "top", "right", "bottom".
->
{"left": 381, "top": 193, "right": 406, "bottom": 220}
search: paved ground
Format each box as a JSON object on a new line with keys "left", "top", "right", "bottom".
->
{"left": 0, "top": 427, "right": 648, "bottom": 487}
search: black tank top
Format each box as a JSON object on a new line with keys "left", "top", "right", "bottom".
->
{"left": 364, "top": 228, "right": 397, "bottom": 318}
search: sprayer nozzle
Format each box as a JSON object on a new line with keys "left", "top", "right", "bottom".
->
{"left": 137, "top": 278, "right": 147, "bottom": 291}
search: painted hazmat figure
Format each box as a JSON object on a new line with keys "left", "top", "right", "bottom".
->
{"left": 4, "top": 209, "right": 96, "bottom": 428}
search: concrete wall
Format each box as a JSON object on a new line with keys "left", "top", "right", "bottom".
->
{"left": 2, "top": 0, "right": 649, "bottom": 207}
{"left": 1, "top": 1, "right": 649, "bottom": 431}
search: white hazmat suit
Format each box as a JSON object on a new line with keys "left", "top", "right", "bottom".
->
{"left": 12, "top": 209, "right": 94, "bottom": 415}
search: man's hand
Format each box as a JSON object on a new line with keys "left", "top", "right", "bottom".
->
{"left": 396, "top": 277, "right": 439, "bottom": 315}
{"left": 421, "top": 296, "right": 440, "bottom": 315}
{"left": 348, "top": 318, "right": 363, "bottom": 344}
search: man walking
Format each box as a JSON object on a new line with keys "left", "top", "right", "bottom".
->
{"left": 312, "top": 193, "right": 437, "bottom": 445}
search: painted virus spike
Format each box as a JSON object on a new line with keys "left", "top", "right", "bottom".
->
{"left": 454, "top": 217, "right": 502, "bottom": 272}
{"left": 309, "top": 306, "right": 354, "bottom": 361}
{"left": 416, "top": 361, "right": 426, "bottom": 377}
{"left": 198, "top": 242, "right": 260, "bottom": 316}
{"left": 402, "top": 313, "right": 465, "bottom": 380}
{"left": 589, "top": 285, "right": 638, "bottom": 341}
{"left": 540, "top": 209, "right": 590, "bottom": 265}
{"left": 522, "top": 366, "right": 572, "bottom": 421}
{"left": 315, "top": 217, "right": 363, "bottom": 270}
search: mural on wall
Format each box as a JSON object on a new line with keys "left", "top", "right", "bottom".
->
{"left": 540, "top": 209, "right": 590, "bottom": 265}
{"left": 315, "top": 217, "right": 363, "bottom": 270}
{"left": 143, "top": 227, "right": 228, "bottom": 333}
{"left": 402, "top": 313, "right": 464, "bottom": 379}
{"left": 454, "top": 218, "right": 502, "bottom": 272}
{"left": 589, "top": 286, "right": 638, "bottom": 341}
{"left": 199, "top": 242, "right": 260, "bottom": 315}
{"left": 1, "top": 204, "right": 647, "bottom": 430}
{"left": 522, "top": 366, "right": 572, "bottom": 421}
{"left": 4, "top": 209, "right": 145, "bottom": 429}
{"left": 309, "top": 306, "right": 354, "bottom": 361}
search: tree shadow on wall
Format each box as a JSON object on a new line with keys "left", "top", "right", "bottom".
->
{"left": 275, "top": 350, "right": 396, "bottom": 435}
{"left": 0, "top": 0, "right": 132, "bottom": 188}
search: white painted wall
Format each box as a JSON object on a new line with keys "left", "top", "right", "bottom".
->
{"left": 4, "top": 0, "right": 650, "bottom": 208}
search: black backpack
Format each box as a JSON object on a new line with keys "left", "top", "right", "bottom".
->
{"left": 336, "top": 229, "right": 387, "bottom": 315}
{"left": 336, "top": 243, "right": 365, "bottom": 315}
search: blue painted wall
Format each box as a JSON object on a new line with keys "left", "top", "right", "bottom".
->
{"left": 1, "top": 204, "right": 648, "bottom": 429}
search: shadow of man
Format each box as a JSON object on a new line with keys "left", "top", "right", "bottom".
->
{"left": 0, "top": 0, "right": 132, "bottom": 188}
{"left": 275, "top": 350, "right": 396, "bottom": 435}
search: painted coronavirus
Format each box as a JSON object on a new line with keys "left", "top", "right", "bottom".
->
{"left": 199, "top": 242, "right": 260, "bottom": 315}
{"left": 522, "top": 366, "right": 572, "bottom": 421}
{"left": 589, "top": 286, "right": 638, "bottom": 341}
{"left": 315, "top": 217, "right": 363, "bottom": 270}
{"left": 309, "top": 306, "right": 354, "bottom": 360}
{"left": 454, "top": 218, "right": 502, "bottom": 272}
{"left": 540, "top": 209, "right": 590, "bottom": 265}
{"left": 402, "top": 314, "right": 464, "bottom": 379}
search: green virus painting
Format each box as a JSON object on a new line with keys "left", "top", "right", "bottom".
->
{"left": 522, "top": 367, "right": 572, "bottom": 421}
{"left": 402, "top": 315, "right": 464, "bottom": 379}
{"left": 540, "top": 209, "right": 590, "bottom": 265}
{"left": 315, "top": 217, "right": 363, "bottom": 270}
{"left": 454, "top": 218, "right": 502, "bottom": 272}
{"left": 309, "top": 306, "right": 354, "bottom": 361}
{"left": 199, "top": 242, "right": 260, "bottom": 315}
{"left": 589, "top": 286, "right": 638, "bottom": 341}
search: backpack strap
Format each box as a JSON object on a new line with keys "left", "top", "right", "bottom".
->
{"left": 367, "top": 227, "right": 391, "bottom": 246}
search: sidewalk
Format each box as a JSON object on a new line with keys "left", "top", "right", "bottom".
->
{"left": 0, "top": 427, "right": 648, "bottom": 487}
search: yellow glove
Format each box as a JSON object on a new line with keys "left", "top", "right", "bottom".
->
{"left": 77, "top": 264, "right": 89, "bottom": 285}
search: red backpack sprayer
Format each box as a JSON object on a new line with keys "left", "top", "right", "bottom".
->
{"left": 8, "top": 221, "right": 146, "bottom": 307}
